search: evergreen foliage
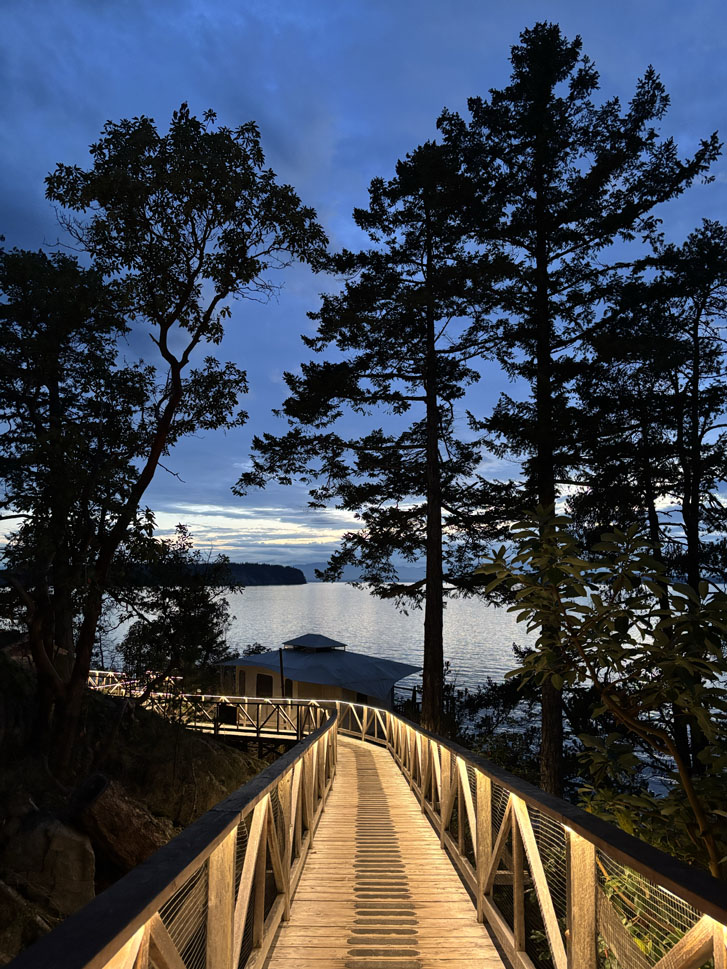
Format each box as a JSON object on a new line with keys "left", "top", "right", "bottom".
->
{"left": 237, "top": 141, "right": 501, "bottom": 731}
{"left": 438, "top": 22, "right": 720, "bottom": 792}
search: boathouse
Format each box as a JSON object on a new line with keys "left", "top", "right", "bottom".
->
{"left": 219, "top": 632, "right": 420, "bottom": 708}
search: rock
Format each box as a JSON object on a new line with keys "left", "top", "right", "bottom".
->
{"left": 0, "top": 791, "right": 39, "bottom": 842}
{"left": 0, "top": 879, "right": 55, "bottom": 966}
{"left": 1, "top": 816, "right": 95, "bottom": 916}
{"left": 80, "top": 778, "right": 176, "bottom": 871}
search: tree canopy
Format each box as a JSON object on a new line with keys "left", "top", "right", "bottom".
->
{"left": 238, "top": 141, "right": 501, "bottom": 730}
{"left": 1, "top": 103, "right": 327, "bottom": 770}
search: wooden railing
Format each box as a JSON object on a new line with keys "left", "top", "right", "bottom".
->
{"left": 10, "top": 713, "right": 337, "bottom": 969}
{"left": 81, "top": 675, "right": 727, "bottom": 969}
{"left": 331, "top": 700, "right": 727, "bottom": 969}
{"left": 88, "top": 673, "right": 324, "bottom": 741}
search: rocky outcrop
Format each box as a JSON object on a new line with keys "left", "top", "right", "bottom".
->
{"left": 78, "top": 776, "right": 177, "bottom": 871}
{"left": 0, "top": 880, "right": 55, "bottom": 966}
{"left": 1, "top": 815, "right": 94, "bottom": 917}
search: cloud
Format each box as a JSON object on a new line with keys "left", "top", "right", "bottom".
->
{"left": 151, "top": 502, "right": 361, "bottom": 562}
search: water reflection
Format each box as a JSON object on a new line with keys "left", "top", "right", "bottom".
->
{"left": 225, "top": 583, "right": 534, "bottom": 690}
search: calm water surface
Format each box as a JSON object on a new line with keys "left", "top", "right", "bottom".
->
{"left": 225, "top": 584, "right": 533, "bottom": 691}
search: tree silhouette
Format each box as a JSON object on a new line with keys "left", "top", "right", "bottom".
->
{"left": 439, "top": 22, "right": 720, "bottom": 793}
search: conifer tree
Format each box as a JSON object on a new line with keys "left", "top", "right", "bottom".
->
{"left": 439, "top": 22, "right": 720, "bottom": 793}
{"left": 573, "top": 219, "right": 727, "bottom": 592}
{"left": 237, "top": 142, "right": 500, "bottom": 732}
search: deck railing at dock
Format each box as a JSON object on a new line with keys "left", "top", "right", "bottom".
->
{"left": 16, "top": 679, "right": 726, "bottom": 969}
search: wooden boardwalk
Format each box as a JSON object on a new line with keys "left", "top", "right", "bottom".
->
{"left": 264, "top": 736, "right": 505, "bottom": 969}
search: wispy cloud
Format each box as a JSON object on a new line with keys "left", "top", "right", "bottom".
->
{"left": 152, "top": 502, "right": 360, "bottom": 563}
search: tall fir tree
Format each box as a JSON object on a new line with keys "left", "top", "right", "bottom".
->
{"left": 237, "top": 142, "right": 502, "bottom": 731}
{"left": 573, "top": 219, "right": 727, "bottom": 592}
{"left": 439, "top": 22, "right": 720, "bottom": 793}
{"left": 572, "top": 221, "right": 727, "bottom": 774}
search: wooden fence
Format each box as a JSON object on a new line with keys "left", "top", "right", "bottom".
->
{"left": 9, "top": 714, "right": 338, "bottom": 969}
{"left": 330, "top": 701, "right": 727, "bottom": 969}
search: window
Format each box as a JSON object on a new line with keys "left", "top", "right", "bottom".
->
{"left": 284, "top": 678, "right": 294, "bottom": 698}
{"left": 256, "top": 673, "right": 274, "bottom": 697}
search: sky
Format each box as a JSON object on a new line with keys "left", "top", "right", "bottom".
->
{"left": 1, "top": 0, "right": 726, "bottom": 565}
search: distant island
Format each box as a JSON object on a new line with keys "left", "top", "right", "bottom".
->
{"left": 109, "top": 561, "right": 307, "bottom": 587}
{"left": 299, "top": 561, "right": 424, "bottom": 583}
{"left": 225, "top": 562, "right": 306, "bottom": 586}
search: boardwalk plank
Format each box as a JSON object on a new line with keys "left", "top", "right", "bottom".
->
{"left": 263, "top": 738, "right": 504, "bottom": 969}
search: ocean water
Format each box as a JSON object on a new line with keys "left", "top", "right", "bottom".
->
{"left": 224, "top": 583, "right": 534, "bottom": 691}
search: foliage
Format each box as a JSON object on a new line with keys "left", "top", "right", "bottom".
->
{"left": 573, "top": 219, "right": 727, "bottom": 591}
{"left": 479, "top": 508, "right": 727, "bottom": 877}
{"left": 1, "top": 103, "right": 326, "bottom": 769}
{"left": 117, "top": 526, "right": 234, "bottom": 699}
{"left": 237, "top": 140, "right": 500, "bottom": 731}
{"left": 438, "top": 20, "right": 721, "bottom": 794}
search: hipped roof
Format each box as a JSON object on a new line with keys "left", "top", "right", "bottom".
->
{"left": 221, "top": 648, "right": 420, "bottom": 700}
{"left": 282, "top": 633, "right": 347, "bottom": 650}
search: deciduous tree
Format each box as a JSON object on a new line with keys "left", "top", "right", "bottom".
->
{"left": 1, "top": 104, "right": 326, "bottom": 770}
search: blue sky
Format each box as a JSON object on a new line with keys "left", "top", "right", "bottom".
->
{"left": 2, "top": 0, "right": 726, "bottom": 564}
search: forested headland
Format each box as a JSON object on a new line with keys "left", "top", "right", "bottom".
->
{"left": 122, "top": 560, "right": 306, "bottom": 587}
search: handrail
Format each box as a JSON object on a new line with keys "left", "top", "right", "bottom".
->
{"left": 83, "top": 672, "right": 727, "bottom": 969}
{"left": 329, "top": 700, "right": 727, "bottom": 969}
{"left": 9, "top": 713, "right": 338, "bottom": 969}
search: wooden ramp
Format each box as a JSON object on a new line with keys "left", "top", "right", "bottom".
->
{"left": 264, "top": 737, "right": 505, "bottom": 969}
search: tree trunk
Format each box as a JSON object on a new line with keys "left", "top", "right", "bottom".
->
{"left": 56, "top": 587, "right": 104, "bottom": 773}
{"left": 533, "top": 153, "right": 563, "bottom": 797}
{"left": 420, "top": 207, "right": 444, "bottom": 735}
{"left": 683, "top": 307, "right": 707, "bottom": 772}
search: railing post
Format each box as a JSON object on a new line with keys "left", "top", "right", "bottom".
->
{"left": 456, "top": 762, "right": 464, "bottom": 856}
{"left": 475, "top": 771, "right": 491, "bottom": 923}
{"left": 252, "top": 821, "right": 267, "bottom": 948}
{"left": 206, "top": 827, "right": 237, "bottom": 969}
{"left": 307, "top": 747, "right": 316, "bottom": 845}
{"left": 279, "top": 771, "right": 293, "bottom": 921}
{"left": 294, "top": 766, "right": 303, "bottom": 857}
{"left": 408, "top": 726, "right": 415, "bottom": 789}
{"left": 420, "top": 739, "right": 429, "bottom": 813}
{"left": 714, "top": 922, "right": 727, "bottom": 969}
{"left": 513, "top": 815, "right": 526, "bottom": 952}
{"left": 318, "top": 732, "right": 327, "bottom": 796}
{"left": 440, "top": 746, "right": 451, "bottom": 847}
{"left": 567, "top": 830, "right": 597, "bottom": 969}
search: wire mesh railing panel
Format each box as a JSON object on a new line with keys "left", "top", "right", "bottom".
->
{"left": 597, "top": 850, "right": 703, "bottom": 966}
{"left": 529, "top": 807, "right": 567, "bottom": 922}
{"left": 234, "top": 815, "right": 250, "bottom": 900}
{"left": 519, "top": 839, "right": 559, "bottom": 969}
{"left": 492, "top": 781, "right": 510, "bottom": 834}
{"left": 159, "top": 862, "right": 208, "bottom": 969}
{"left": 237, "top": 865, "right": 257, "bottom": 969}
